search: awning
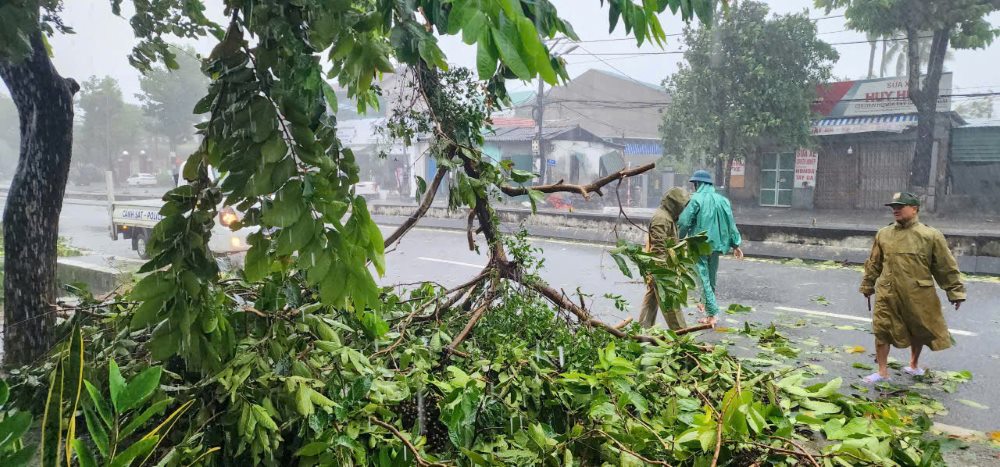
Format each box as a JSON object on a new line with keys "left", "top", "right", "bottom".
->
{"left": 811, "top": 114, "right": 918, "bottom": 136}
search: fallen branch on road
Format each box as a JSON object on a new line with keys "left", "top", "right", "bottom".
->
{"left": 499, "top": 163, "right": 655, "bottom": 200}
{"left": 384, "top": 167, "right": 449, "bottom": 249}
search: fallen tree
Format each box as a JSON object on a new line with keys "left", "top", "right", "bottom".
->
{"left": 1, "top": 0, "right": 952, "bottom": 466}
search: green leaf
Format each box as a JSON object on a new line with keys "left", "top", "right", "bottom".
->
{"left": 84, "top": 381, "right": 113, "bottom": 429}
{"left": 82, "top": 405, "right": 109, "bottom": 458}
{"left": 0, "top": 412, "right": 32, "bottom": 448}
{"left": 130, "top": 297, "right": 165, "bottom": 331}
{"left": 120, "top": 398, "right": 173, "bottom": 439}
{"left": 244, "top": 243, "right": 271, "bottom": 282}
{"left": 118, "top": 366, "right": 162, "bottom": 413}
{"left": 250, "top": 96, "right": 278, "bottom": 143}
{"left": 476, "top": 30, "right": 498, "bottom": 79}
{"left": 295, "top": 386, "right": 315, "bottom": 416}
{"left": 462, "top": 13, "right": 488, "bottom": 45}
{"left": 957, "top": 399, "right": 989, "bottom": 410}
{"left": 492, "top": 23, "right": 532, "bottom": 80}
{"left": 72, "top": 440, "right": 98, "bottom": 467}
{"left": 108, "top": 436, "right": 158, "bottom": 467}
{"left": 130, "top": 272, "right": 174, "bottom": 301}
{"left": 252, "top": 404, "right": 280, "bottom": 431}
{"left": 108, "top": 360, "right": 127, "bottom": 414}
{"left": 41, "top": 361, "right": 64, "bottom": 467}
{"left": 527, "top": 189, "right": 544, "bottom": 213}
{"left": 263, "top": 180, "right": 305, "bottom": 228}
{"left": 510, "top": 169, "right": 535, "bottom": 184}
{"left": 415, "top": 176, "right": 428, "bottom": 200}
{"left": 295, "top": 442, "right": 328, "bottom": 457}
{"left": 610, "top": 253, "right": 633, "bottom": 278}
{"left": 261, "top": 136, "right": 288, "bottom": 164}
{"left": 0, "top": 379, "right": 8, "bottom": 407}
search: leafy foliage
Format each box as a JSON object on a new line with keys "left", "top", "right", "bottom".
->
{"left": 0, "top": 378, "right": 35, "bottom": 467}
{"left": 660, "top": 1, "right": 837, "bottom": 175}
{"left": 0, "top": 0, "right": 956, "bottom": 465}
{"left": 610, "top": 235, "right": 709, "bottom": 314}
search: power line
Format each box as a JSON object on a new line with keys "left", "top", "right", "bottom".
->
{"left": 544, "top": 13, "right": 847, "bottom": 45}
{"left": 562, "top": 35, "right": 938, "bottom": 57}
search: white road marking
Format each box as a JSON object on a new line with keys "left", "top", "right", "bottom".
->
{"left": 417, "top": 257, "right": 485, "bottom": 269}
{"left": 775, "top": 306, "right": 977, "bottom": 337}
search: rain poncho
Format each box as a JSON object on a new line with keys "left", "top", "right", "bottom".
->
{"left": 678, "top": 184, "right": 742, "bottom": 253}
{"left": 860, "top": 216, "right": 966, "bottom": 351}
{"left": 678, "top": 184, "right": 742, "bottom": 317}
{"left": 640, "top": 188, "right": 690, "bottom": 329}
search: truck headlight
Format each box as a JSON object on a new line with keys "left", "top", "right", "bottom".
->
{"left": 219, "top": 207, "right": 239, "bottom": 227}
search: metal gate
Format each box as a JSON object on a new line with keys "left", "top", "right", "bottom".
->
{"left": 759, "top": 152, "right": 795, "bottom": 207}
{"left": 858, "top": 142, "right": 914, "bottom": 209}
{"left": 814, "top": 143, "right": 857, "bottom": 209}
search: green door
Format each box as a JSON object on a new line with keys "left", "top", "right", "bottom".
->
{"left": 760, "top": 152, "right": 794, "bottom": 207}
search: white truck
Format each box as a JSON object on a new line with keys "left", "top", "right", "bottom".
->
{"left": 108, "top": 170, "right": 254, "bottom": 261}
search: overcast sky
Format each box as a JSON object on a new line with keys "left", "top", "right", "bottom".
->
{"left": 3, "top": 1, "right": 999, "bottom": 107}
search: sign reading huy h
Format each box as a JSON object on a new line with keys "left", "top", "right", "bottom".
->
{"left": 813, "top": 73, "right": 952, "bottom": 118}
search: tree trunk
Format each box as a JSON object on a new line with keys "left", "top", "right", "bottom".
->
{"left": 906, "top": 25, "right": 950, "bottom": 191}
{"left": 0, "top": 30, "right": 79, "bottom": 366}
{"left": 867, "top": 39, "right": 877, "bottom": 79}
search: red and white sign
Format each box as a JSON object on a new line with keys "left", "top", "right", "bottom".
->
{"left": 812, "top": 73, "right": 952, "bottom": 118}
{"left": 794, "top": 149, "right": 818, "bottom": 187}
{"left": 730, "top": 160, "right": 745, "bottom": 176}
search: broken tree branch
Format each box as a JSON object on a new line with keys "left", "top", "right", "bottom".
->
{"left": 370, "top": 417, "right": 447, "bottom": 467}
{"left": 384, "top": 167, "right": 449, "bottom": 249}
{"left": 499, "top": 162, "right": 655, "bottom": 200}
{"left": 466, "top": 209, "right": 477, "bottom": 251}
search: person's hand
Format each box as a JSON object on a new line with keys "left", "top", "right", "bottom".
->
{"left": 952, "top": 300, "right": 963, "bottom": 310}
{"left": 733, "top": 247, "right": 744, "bottom": 260}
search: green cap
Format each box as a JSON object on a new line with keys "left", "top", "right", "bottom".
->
{"left": 885, "top": 192, "right": 920, "bottom": 207}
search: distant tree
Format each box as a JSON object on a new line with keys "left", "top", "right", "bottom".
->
{"left": 137, "top": 46, "right": 208, "bottom": 154}
{"left": 660, "top": 1, "right": 837, "bottom": 189}
{"left": 76, "top": 76, "right": 144, "bottom": 171}
{"left": 816, "top": 0, "right": 1000, "bottom": 194}
{"left": 954, "top": 96, "right": 995, "bottom": 119}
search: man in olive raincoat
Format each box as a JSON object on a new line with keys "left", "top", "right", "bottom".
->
{"left": 859, "top": 192, "right": 966, "bottom": 384}
{"left": 678, "top": 170, "right": 743, "bottom": 327}
{"left": 639, "top": 187, "right": 690, "bottom": 329}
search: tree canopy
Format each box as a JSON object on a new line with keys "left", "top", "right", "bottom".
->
{"left": 138, "top": 46, "right": 209, "bottom": 153}
{"left": 660, "top": 1, "right": 838, "bottom": 184}
{"left": 815, "top": 0, "right": 1000, "bottom": 190}
{"left": 75, "top": 75, "right": 144, "bottom": 170}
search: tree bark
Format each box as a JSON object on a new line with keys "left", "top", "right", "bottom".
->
{"left": 906, "top": 25, "right": 951, "bottom": 191}
{"left": 0, "top": 29, "right": 79, "bottom": 366}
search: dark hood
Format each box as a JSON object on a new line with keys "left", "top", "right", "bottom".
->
{"left": 660, "top": 187, "right": 689, "bottom": 220}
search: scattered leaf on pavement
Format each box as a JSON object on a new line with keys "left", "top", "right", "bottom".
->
{"left": 845, "top": 345, "right": 866, "bottom": 354}
{"left": 957, "top": 399, "right": 989, "bottom": 410}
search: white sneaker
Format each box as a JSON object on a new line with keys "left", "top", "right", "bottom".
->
{"left": 902, "top": 366, "right": 926, "bottom": 377}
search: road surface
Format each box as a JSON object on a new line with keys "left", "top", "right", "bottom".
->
{"left": 22, "top": 199, "right": 1000, "bottom": 432}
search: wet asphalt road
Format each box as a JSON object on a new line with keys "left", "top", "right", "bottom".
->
{"left": 28, "top": 199, "right": 1000, "bottom": 432}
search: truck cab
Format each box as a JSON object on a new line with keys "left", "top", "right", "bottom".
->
{"left": 109, "top": 165, "right": 255, "bottom": 263}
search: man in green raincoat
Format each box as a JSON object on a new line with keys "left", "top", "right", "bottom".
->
{"left": 859, "top": 192, "right": 966, "bottom": 384}
{"left": 678, "top": 170, "right": 743, "bottom": 326}
{"left": 639, "top": 187, "right": 690, "bottom": 329}
{"left": 678, "top": 170, "right": 743, "bottom": 327}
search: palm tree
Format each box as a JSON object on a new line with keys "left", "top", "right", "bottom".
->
{"left": 866, "top": 32, "right": 878, "bottom": 78}
{"left": 880, "top": 31, "right": 954, "bottom": 78}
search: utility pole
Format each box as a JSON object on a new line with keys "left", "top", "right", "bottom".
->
{"left": 534, "top": 77, "right": 545, "bottom": 184}
{"left": 533, "top": 39, "right": 577, "bottom": 186}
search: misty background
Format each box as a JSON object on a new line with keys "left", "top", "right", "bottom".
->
{"left": 1, "top": 0, "right": 998, "bottom": 186}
